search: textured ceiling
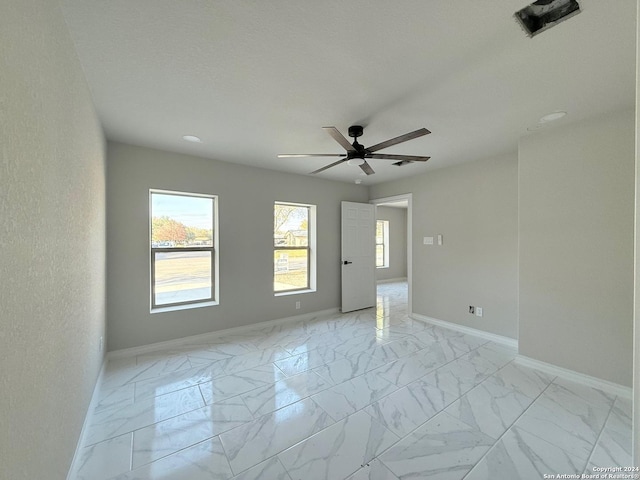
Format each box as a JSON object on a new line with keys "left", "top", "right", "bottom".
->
{"left": 61, "top": 0, "right": 636, "bottom": 185}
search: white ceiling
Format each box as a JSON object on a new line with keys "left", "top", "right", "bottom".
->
{"left": 61, "top": 0, "right": 636, "bottom": 185}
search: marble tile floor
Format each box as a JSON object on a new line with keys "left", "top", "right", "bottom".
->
{"left": 73, "top": 282, "right": 632, "bottom": 480}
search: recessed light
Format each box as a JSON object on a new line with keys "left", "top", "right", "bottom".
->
{"left": 539, "top": 111, "right": 567, "bottom": 123}
{"left": 182, "top": 135, "right": 202, "bottom": 143}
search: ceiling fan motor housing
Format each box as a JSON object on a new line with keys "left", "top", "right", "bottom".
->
{"left": 346, "top": 125, "right": 366, "bottom": 159}
{"left": 348, "top": 125, "right": 364, "bottom": 138}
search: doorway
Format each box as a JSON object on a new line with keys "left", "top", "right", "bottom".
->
{"left": 370, "top": 193, "right": 412, "bottom": 316}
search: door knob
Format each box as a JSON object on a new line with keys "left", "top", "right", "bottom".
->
{"left": 343, "top": 260, "right": 353, "bottom": 265}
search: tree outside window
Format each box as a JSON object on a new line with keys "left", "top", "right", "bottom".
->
{"left": 150, "top": 190, "right": 217, "bottom": 309}
{"left": 274, "top": 202, "right": 315, "bottom": 293}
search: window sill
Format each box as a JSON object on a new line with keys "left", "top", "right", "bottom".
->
{"left": 274, "top": 289, "right": 316, "bottom": 297}
{"left": 151, "top": 301, "right": 218, "bottom": 314}
{"left": 376, "top": 266, "right": 389, "bottom": 269}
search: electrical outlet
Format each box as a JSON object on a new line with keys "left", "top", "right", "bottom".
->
{"left": 295, "top": 301, "right": 301, "bottom": 310}
{"left": 476, "top": 307, "right": 483, "bottom": 317}
{"left": 469, "top": 306, "right": 475, "bottom": 314}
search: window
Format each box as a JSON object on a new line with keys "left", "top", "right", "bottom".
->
{"left": 150, "top": 190, "right": 218, "bottom": 310}
{"left": 274, "top": 202, "right": 316, "bottom": 294}
{"left": 376, "top": 220, "right": 389, "bottom": 268}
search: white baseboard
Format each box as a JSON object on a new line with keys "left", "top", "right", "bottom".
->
{"left": 410, "top": 313, "right": 631, "bottom": 399}
{"left": 66, "top": 356, "right": 108, "bottom": 480}
{"left": 515, "top": 355, "right": 632, "bottom": 400}
{"left": 410, "top": 313, "right": 519, "bottom": 350}
{"left": 376, "top": 277, "right": 408, "bottom": 284}
{"left": 108, "top": 308, "right": 340, "bottom": 359}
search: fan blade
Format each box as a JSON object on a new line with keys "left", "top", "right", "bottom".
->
{"left": 366, "top": 128, "right": 431, "bottom": 153}
{"left": 310, "top": 158, "right": 348, "bottom": 174}
{"left": 323, "top": 126, "right": 356, "bottom": 152}
{"left": 368, "top": 154, "right": 431, "bottom": 162}
{"left": 278, "top": 154, "right": 346, "bottom": 158}
{"left": 359, "top": 161, "right": 375, "bottom": 175}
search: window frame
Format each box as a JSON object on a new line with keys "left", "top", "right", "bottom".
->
{"left": 376, "top": 219, "right": 390, "bottom": 269}
{"left": 274, "top": 201, "right": 316, "bottom": 295}
{"left": 149, "top": 189, "right": 219, "bottom": 312}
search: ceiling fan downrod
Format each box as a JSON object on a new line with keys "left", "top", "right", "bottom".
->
{"left": 347, "top": 125, "right": 365, "bottom": 159}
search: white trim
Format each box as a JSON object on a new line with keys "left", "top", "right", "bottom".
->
{"left": 274, "top": 202, "right": 316, "bottom": 294}
{"left": 515, "top": 355, "right": 633, "bottom": 400}
{"left": 66, "top": 357, "right": 108, "bottom": 480}
{"left": 274, "top": 288, "right": 316, "bottom": 297}
{"left": 108, "top": 308, "right": 339, "bottom": 359}
{"left": 410, "top": 313, "right": 519, "bottom": 350}
{"left": 377, "top": 277, "right": 408, "bottom": 284}
{"left": 151, "top": 300, "right": 218, "bottom": 314}
{"left": 149, "top": 190, "right": 220, "bottom": 311}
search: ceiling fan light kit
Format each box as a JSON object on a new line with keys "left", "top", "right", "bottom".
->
{"left": 278, "top": 125, "right": 431, "bottom": 176}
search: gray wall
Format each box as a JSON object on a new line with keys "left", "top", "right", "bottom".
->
{"left": 0, "top": 3, "right": 106, "bottom": 479}
{"left": 375, "top": 206, "right": 407, "bottom": 281}
{"left": 107, "top": 142, "right": 368, "bottom": 350}
{"left": 370, "top": 154, "right": 519, "bottom": 339}
{"left": 518, "top": 110, "right": 635, "bottom": 386}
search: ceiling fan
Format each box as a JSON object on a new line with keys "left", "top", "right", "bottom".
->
{"left": 278, "top": 125, "right": 431, "bottom": 175}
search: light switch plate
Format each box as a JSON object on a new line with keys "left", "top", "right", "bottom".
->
{"left": 437, "top": 234, "right": 443, "bottom": 245}
{"left": 424, "top": 236, "right": 434, "bottom": 245}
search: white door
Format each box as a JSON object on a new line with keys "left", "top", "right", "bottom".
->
{"left": 341, "top": 201, "right": 376, "bottom": 312}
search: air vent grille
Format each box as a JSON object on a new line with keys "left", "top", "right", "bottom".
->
{"left": 515, "top": 0, "right": 581, "bottom": 37}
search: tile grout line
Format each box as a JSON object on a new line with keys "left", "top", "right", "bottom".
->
{"left": 85, "top": 298, "right": 397, "bottom": 477}
{"left": 95, "top": 285, "right": 520, "bottom": 479}
{"left": 128, "top": 431, "right": 134, "bottom": 474}
{"left": 341, "top": 331, "right": 503, "bottom": 431}
{"left": 112, "top": 284, "right": 623, "bottom": 480}
{"left": 84, "top": 391, "right": 209, "bottom": 448}
{"left": 507, "top": 376, "right": 618, "bottom": 474}
{"left": 196, "top": 383, "right": 207, "bottom": 405}
{"left": 240, "top": 292, "right": 391, "bottom": 474}
{"left": 360, "top": 344, "right": 511, "bottom": 470}
{"left": 582, "top": 394, "right": 617, "bottom": 473}
{"left": 221, "top": 396, "right": 338, "bottom": 479}
{"left": 130, "top": 436, "right": 223, "bottom": 476}
{"left": 131, "top": 379, "right": 138, "bottom": 404}
{"left": 459, "top": 374, "right": 557, "bottom": 480}
{"left": 216, "top": 433, "right": 237, "bottom": 477}
{"left": 363, "top": 384, "right": 464, "bottom": 463}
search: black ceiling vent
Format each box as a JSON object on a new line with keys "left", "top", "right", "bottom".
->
{"left": 515, "top": 0, "right": 581, "bottom": 37}
{"left": 392, "top": 160, "right": 413, "bottom": 167}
